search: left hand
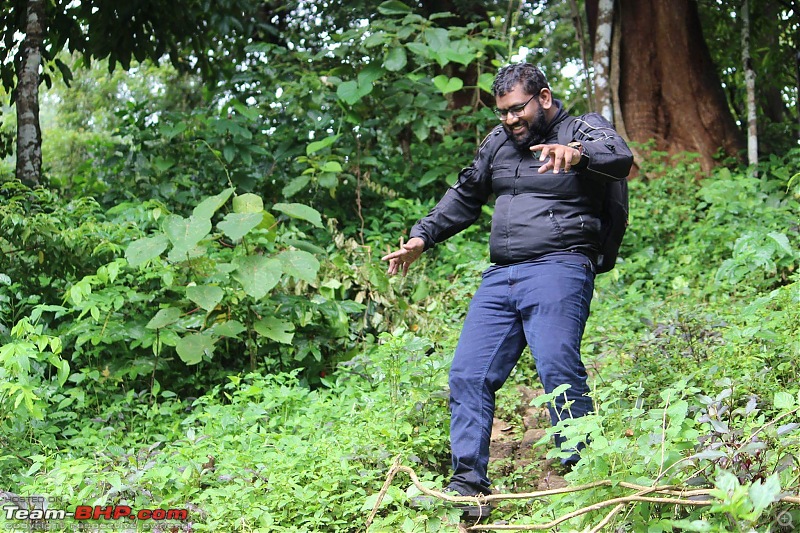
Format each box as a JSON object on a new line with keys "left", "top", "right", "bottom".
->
{"left": 530, "top": 144, "right": 581, "bottom": 174}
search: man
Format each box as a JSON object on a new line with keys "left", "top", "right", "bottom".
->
{"left": 382, "top": 63, "right": 633, "bottom": 507}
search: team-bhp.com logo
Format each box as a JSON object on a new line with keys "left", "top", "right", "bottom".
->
{"left": 5, "top": 505, "right": 188, "bottom": 521}
{"left": 2, "top": 494, "right": 189, "bottom": 529}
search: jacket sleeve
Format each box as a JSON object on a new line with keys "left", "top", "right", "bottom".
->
{"left": 569, "top": 113, "right": 634, "bottom": 182}
{"left": 408, "top": 128, "right": 500, "bottom": 251}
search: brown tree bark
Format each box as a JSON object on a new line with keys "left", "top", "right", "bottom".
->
{"left": 589, "top": 0, "right": 745, "bottom": 171}
{"left": 15, "top": 0, "right": 44, "bottom": 187}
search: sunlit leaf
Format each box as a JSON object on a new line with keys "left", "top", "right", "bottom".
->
{"left": 232, "top": 256, "right": 282, "bottom": 300}
{"left": 384, "top": 47, "right": 407, "bottom": 71}
{"left": 125, "top": 234, "right": 169, "bottom": 267}
{"left": 164, "top": 214, "right": 212, "bottom": 255}
{"left": 284, "top": 173, "right": 311, "bottom": 197}
{"left": 193, "top": 188, "right": 235, "bottom": 219}
{"left": 432, "top": 75, "right": 463, "bottom": 94}
{"left": 218, "top": 212, "right": 264, "bottom": 241}
{"left": 146, "top": 307, "right": 183, "bottom": 330}
{"left": 186, "top": 285, "right": 224, "bottom": 312}
{"left": 232, "top": 193, "right": 264, "bottom": 214}
{"left": 176, "top": 333, "right": 216, "bottom": 365}
{"left": 272, "top": 203, "right": 323, "bottom": 227}
{"left": 254, "top": 316, "right": 295, "bottom": 344}
{"left": 306, "top": 135, "right": 340, "bottom": 156}
{"left": 377, "top": 0, "right": 412, "bottom": 15}
{"left": 278, "top": 250, "right": 320, "bottom": 283}
{"left": 211, "top": 320, "right": 246, "bottom": 338}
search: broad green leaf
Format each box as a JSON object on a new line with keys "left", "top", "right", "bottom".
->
{"left": 443, "top": 39, "right": 476, "bottom": 65}
{"left": 282, "top": 238, "right": 326, "bottom": 256}
{"left": 232, "top": 256, "right": 282, "bottom": 300}
{"left": 774, "top": 391, "right": 795, "bottom": 409}
{"left": 272, "top": 203, "right": 323, "bottom": 228}
{"left": 412, "top": 119, "right": 429, "bottom": 141}
{"left": 232, "top": 193, "right": 264, "bottom": 214}
{"left": 424, "top": 28, "right": 450, "bottom": 53}
{"left": 57, "top": 360, "right": 69, "bottom": 387}
{"left": 153, "top": 157, "right": 174, "bottom": 172}
{"left": 159, "top": 122, "right": 187, "bottom": 139}
{"left": 337, "top": 80, "right": 360, "bottom": 105}
{"left": 306, "top": 134, "right": 340, "bottom": 156}
{"left": 767, "top": 231, "right": 793, "bottom": 255}
{"left": 164, "top": 214, "right": 212, "bottom": 254}
{"left": 167, "top": 245, "right": 206, "bottom": 263}
{"left": 257, "top": 211, "right": 278, "bottom": 242}
{"left": 337, "top": 80, "right": 372, "bottom": 105}
{"left": 254, "top": 316, "right": 295, "bottom": 344}
{"left": 321, "top": 161, "right": 343, "bottom": 173}
{"left": 186, "top": 285, "right": 224, "bottom": 312}
{"left": 218, "top": 212, "right": 264, "bottom": 241}
{"left": 406, "top": 42, "right": 430, "bottom": 59}
{"left": 318, "top": 173, "right": 338, "bottom": 189}
{"left": 378, "top": 0, "right": 412, "bottom": 15}
{"left": 384, "top": 47, "right": 407, "bottom": 71}
{"left": 478, "top": 72, "right": 495, "bottom": 93}
{"left": 358, "top": 64, "right": 384, "bottom": 86}
{"left": 278, "top": 250, "right": 320, "bottom": 283}
{"left": 176, "top": 333, "right": 215, "bottom": 365}
{"left": 125, "top": 234, "right": 169, "bottom": 268}
{"left": 231, "top": 100, "right": 260, "bottom": 121}
{"left": 211, "top": 320, "right": 246, "bottom": 338}
{"left": 749, "top": 474, "right": 781, "bottom": 515}
{"left": 223, "top": 144, "right": 236, "bottom": 163}
{"left": 146, "top": 307, "right": 182, "bottom": 330}
{"left": 193, "top": 188, "right": 235, "bottom": 219}
{"left": 283, "top": 175, "right": 311, "bottom": 198}
{"left": 364, "top": 31, "right": 389, "bottom": 48}
{"left": 432, "top": 75, "right": 463, "bottom": 94}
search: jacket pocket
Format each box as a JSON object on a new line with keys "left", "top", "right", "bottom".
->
{"left": 547, "top": 209, "right": 567, "bottom": 247}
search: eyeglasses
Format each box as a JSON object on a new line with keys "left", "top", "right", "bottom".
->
{"left": 493, "top": 94, "right": 536, "bottom": 120}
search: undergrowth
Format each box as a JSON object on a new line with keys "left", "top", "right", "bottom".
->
{"left": 1, "top": 153, "right": 799, "bottom": 531}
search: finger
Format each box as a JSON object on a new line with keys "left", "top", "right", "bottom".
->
{"left": 402, "top": 261, "right": 410, "bottom": 276}
{"left": 552, "top": 151, "right": 564, "bottom": 173}
{"left": 539, "top": 147, "right": 550, "bottom": 162}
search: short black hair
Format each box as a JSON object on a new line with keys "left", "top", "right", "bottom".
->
{"left": 491, "top": 63, "right": 550, "bottom": 97}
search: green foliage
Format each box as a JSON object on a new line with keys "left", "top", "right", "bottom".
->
{"left": 1, "top": 332, "right": 453, "bottom": 532}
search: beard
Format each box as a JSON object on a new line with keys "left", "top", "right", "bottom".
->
{"left": 504, "top": 106, "right": 549, "bottom": 150}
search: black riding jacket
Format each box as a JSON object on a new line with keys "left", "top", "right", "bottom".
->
{"left": 409, "top": 101, "right": 633, "bottom": 265}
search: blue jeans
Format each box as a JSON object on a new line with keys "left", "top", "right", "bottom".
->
{"left": 447, "top": 252, "right": 595, "bottom": 496}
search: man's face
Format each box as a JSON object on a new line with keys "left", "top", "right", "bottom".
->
{"left": 495, "top": 85, "right": 548, "bottom": 149}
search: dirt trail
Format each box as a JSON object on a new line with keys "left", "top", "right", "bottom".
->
{"left": 488, "top": 385, "right": 568, "bottom": 492}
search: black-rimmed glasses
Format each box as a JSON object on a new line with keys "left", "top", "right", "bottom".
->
{"left": 493, "top": 94, "right": 536, "bottom": 120}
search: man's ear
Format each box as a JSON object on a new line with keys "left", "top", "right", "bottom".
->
{"left": 539, "top": 88, "right": 553, "bottom": 109}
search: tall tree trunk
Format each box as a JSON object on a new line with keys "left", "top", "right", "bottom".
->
{"left": 569, "top": 0, "right": 594, "bottom": 112}
{"left": 741, "top": 0, "right": 758, "bottom": 167}
{"left": 592, "top": 0, "right": 614, "bottom": 121}
{"left": 608, "top": 0, "right": 744, "bottom": 171}
{"left": 15, "top": 0, "right": 44, "bottom": 187}
{"left": 794, "top": 0, "right": 800, "bottom": 140}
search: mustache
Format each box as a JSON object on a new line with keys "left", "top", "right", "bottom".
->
{"left": 504, "top": 120, "right": 544, "bottom": 148}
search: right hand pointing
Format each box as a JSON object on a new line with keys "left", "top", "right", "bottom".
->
{"left": 381, "top": 237, "right": 425, "bottom": 276}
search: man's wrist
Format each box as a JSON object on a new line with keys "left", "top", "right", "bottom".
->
{"left": 567, "top": 141, "right": 589, "bottom": 169}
